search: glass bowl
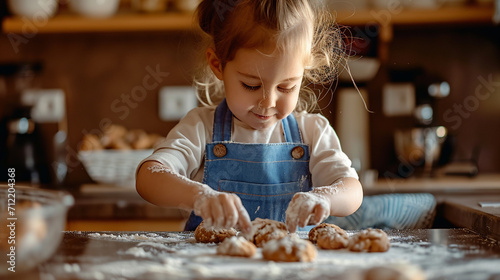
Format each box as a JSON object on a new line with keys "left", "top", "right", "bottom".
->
{"left": 0, "top": 185, "right": 74, "bottom": 273}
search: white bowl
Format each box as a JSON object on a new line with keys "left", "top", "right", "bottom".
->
{"left": 78, "top": 149, "right": 153, "bottom": 188}
{"left": 339, "top": 57, "right": 380, "bottom": 82}
{"left": 7, "top": 0, "right": 58, "bottom": 18}
{"left": 69, "top": 0, "right": 120, "bottom": 18}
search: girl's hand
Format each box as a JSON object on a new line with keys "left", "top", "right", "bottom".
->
{"left": 193, "top": 187, "right": 252, "bottom": 233}
{"left": 285, "top": 192, "right": 330, "bottom": 233}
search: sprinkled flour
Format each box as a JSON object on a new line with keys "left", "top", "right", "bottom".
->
{"left": 285, "top": 191, "right": 330, "bottom": 229}
{"left": 43, "top": 230, "right": 500, "bottom": 280}
{"left": 87, "top": 232, "right": 188, "bottom": 243}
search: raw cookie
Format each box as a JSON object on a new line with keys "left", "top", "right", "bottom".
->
{"left": 244, "top": 218, "right": 288, "bottom": 247}
{"left": 309, "top": 223, "right": 347, "bottom": 243}
{"left": 216, "top": 236, "right": 257, "bottom": 258}
{"left": 316, "top": 226, "right": 349, "bottom": 250}
{"left": 262, "top": 236, "right": 317, "bottom": 262}
{"left": 348, "top": 228, "right": 390, "bottom": 252}
{"left": 194, "top": 221, "right": 237, "bottom": 243}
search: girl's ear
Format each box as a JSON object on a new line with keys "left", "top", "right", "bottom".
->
{"left": 206, "top": 48, "right": 223, "bottom": 80}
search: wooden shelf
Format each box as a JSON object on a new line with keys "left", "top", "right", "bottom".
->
{"left": 2, "top": 5, "right": 495, "bottom": 34}
{"left": 2, "top": 12, "right": 198, "bottom": 34}
{"left": 335, "top": 5, "right": 494, "bottom": 26}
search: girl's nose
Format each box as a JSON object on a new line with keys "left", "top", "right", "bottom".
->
{"left": 259, "top": 89, "right": 277, "bottom": 109}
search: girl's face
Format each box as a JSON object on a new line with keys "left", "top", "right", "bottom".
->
{"left": 218, "top": 46, "right": 304, "bottom": 130}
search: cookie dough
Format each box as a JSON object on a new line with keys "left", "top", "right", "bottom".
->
{"left": 309, "top": 223, "right": 349, "bottom": 250}
{"left": 348, "top": 228, "right": 390, "bottom": 252}
{"left": 316, "top": 227, "right": 349, "bottom": 250}
{"left": 262, "top": 236, "right": 317, "bottom": 262}
{"left": 216, "top": 236, "right": 257, "bottom": 258}
{"left": 194, "top": 221, "right": 237, "bottom": 243}
{"left": 244, "top": 218, "right": 288, "bottom": 247}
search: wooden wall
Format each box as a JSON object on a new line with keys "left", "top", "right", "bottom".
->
{"left": 1, "top": 23, "right": 499, "bottom": 187}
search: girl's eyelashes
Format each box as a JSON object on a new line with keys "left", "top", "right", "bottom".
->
{"left": 241, "top": 82, "right": 261, "bottom": 91}
{"left": 278, "top": 85, "right": 297, "bottom": 94}
{"left": 241, "top": 82, "right": 297, "bottom": 94}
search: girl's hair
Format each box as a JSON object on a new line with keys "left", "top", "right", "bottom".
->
{"left": 194, "top": 0, "right": 346, "bottom": 112}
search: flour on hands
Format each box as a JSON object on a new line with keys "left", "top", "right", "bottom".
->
{"left": 193, "top": 188, "right": 252, "bottom": 232}
{"left": 285, "top": 192, "right": 330, "bottom": 233}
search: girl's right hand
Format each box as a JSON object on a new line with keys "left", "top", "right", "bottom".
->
{"left": 193, "top": 187, "right": 252, "bottom": 233}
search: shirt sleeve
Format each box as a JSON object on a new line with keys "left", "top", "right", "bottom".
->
{"left": 295, "top": 112, "right": 359, "bottom": 187}
{"left": 137, "top": 107, "right": 214, "bottom": 179}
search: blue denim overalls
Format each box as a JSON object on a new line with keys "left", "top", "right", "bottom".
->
{"left": 184, "top": 99, "right": 312, "bottom": 230}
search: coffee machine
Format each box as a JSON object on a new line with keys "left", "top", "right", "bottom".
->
{"left": 390, "top": 69, "right": 451, "bottom": 177}
{"left": 0, "top": 62, "right": 51, "bottom": 186}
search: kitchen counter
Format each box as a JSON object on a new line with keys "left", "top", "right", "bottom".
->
{"left": 440, "top": 195, "right": 500, "bottom": 241}
{"left": 10, "top": 229, "right": 500, "bottom": 280}
{"left": 72, "top": 174, "right": 500, "bottom": 221}
{"left": 364, "top": 173, "right": 500, "bottom": 195}
{"left": 68, "top": 176, "right": 500, "bottom": 233}
{"left": 65, "top": 185, "right": 189, "bottom": 231}
{"left": 68, "top": 184, "right": 189, "bottom": 220}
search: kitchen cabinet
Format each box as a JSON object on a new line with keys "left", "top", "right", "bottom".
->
{"left": 2, "top": 5, "right": 493, "bottom": 34}
{"left": 2, "top": 5, "right": 494, "bottom": 61}
{"left": 1, "top": 4, "right": 494, "bottom": 90}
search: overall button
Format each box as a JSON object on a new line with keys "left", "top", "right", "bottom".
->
{"left": 291, "top": 146, "right": 304, "bottom": 159}
{"left": 213, "top": 144, "right": 227, "bottom": 157}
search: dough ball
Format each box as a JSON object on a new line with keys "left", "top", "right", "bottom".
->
{"left": 244, "top": 218, "right": 288, "bottom": 247}
{"left": 101, "top": 125, "right": 128, "bottom": 148}
{"left": 262, "top": 236, "right": 317, "bottom": 262}
{"left": 107, "top": 139, "right": 131, "bottom": 150}
{"left": 364, "top": 263, "right": 426, "bottom": 280}
{"left": 316, "top": 226, "right": 349, "bottom": 250}
{"left": 127, "top": 129, "right": 150, "bottom": 150}
{"left": 348, "top": 228, "right": 390, "bottom": 253}
{"left": 194, "top": 221, "right": 237, "bottom": 243}
{"left": 79, "top": 134, "right": 103, "bottom": 151}
{"left": 216, "top": 236, "right": 257, "bottom": 258}
{"left": 309, "top": 223, "right": 347, "bottom": 243}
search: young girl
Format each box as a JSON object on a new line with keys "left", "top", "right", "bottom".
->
{"left": 136, "top": 0, "right": 363, "bottom": 234}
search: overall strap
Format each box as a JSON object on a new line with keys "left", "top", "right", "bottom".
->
{"left": 213, "top": 99, "right": 232, "bottom": 142}
{"left": 282, "top": 113, "right": 303, "bottom": 143}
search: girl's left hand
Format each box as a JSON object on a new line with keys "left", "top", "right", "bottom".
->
{"left": 285, "top": 192, "right": 330, "bottom": 233}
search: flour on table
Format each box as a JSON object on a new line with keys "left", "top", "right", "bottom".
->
{"left": 87, "top": 232, "right": 187, "bottom": 243}
{"left": 47, "top": 230, "right": 500, "bottom": 280}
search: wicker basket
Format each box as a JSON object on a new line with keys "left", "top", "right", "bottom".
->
{"left": 78, "top": 149, "right": 153, "bottom": 188}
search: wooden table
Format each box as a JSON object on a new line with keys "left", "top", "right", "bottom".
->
{"left": 8, "top": 229, "right": 500, "bottom": 280}
{"left": 440, "top": 195, "right": 500, "bottom": 241}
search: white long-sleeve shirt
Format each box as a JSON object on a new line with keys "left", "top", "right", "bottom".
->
{"left": 139, "top": 106, "right": 358, "bottom": 187}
